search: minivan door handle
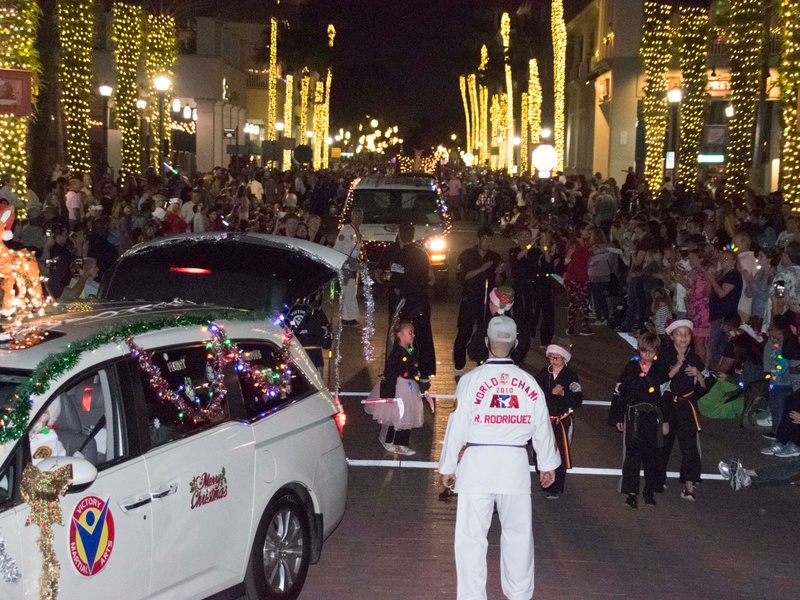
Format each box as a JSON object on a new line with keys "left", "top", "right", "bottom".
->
{"left": 151, "top": 482, "right": 179, "bottom": 500}
{"left": 120, "top": 494, "right": 152, "bottom": 511}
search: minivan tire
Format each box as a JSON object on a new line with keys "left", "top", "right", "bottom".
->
{"left": 246, "top": 493, "right": 311, "bottom": 600}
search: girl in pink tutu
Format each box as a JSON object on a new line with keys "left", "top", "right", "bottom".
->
{"left": 365, "top": 319, "right": 434, "bottom": 456}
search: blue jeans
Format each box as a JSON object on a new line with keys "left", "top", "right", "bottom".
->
{"left": 769, "top": 385, "right": 792, "bottom": 434}
{"left": 751, "top": 456, "right": 800, "bottom": 488}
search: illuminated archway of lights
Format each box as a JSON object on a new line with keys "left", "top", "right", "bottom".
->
{"left": 0, "top": 0, "right": 40, "bottom": 202}
{"left": 58, "top": 0, "right": 94, "bottom": 174}
{"left": 145, "top": 14, "right": 177, "bottom": 167}
{"left": 780, "top": 0, "right": 800, "bottom": 209}
{"left": 678, "top": 6, "right": 709, "bottom": 188}
{"left": 551, "top": 0, "right": 567, "bottom": 174}
{"left": 641, "top": 0, "right": 671, "bottom": 191}
{"left": 113, "top": 2, "right": 144, "bottom": 179}
{"left": 727, "top": 0, "right": 761, "bottom": 194}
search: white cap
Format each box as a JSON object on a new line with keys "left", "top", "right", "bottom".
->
{"left": 487, "top": 316, "right": 517, "bottom": 342}
{"left": 666, "top": 319, "right": 694, "bottom": 334}
{"left": 169, "top": 197, "right": 182, "bottom": 205}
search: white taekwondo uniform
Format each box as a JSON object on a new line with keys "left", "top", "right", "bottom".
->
{"left": 439, "top": 357, "right": 560, "bottom": 600}
{"left": 333, "top": 222, "right": 362, "bottom": 322}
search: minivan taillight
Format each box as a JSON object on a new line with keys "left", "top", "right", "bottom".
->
{"left": 334, "top": 398, "right": 346, "bottom": 438}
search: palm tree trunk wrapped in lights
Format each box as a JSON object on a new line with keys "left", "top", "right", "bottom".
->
{"left": 459, "top": 76, "right": 471, "bottom": 156}
{"left": 267, "top": 16, "right": 278, "bottom": 145}
{"left": 641, "top": 0, "right": 672, "bottom": 191}
{"left": 727, "top": 0, "right": 762, "bottom": 194}
{"left": 112, "top": 2, "right": 144, "bottom": 180}
{"left": 678, "top": 6, "right": 709, "bottom": 188}
{"left": 145, "top": 14, "right": 177, "bottom": 169}
{"left": 521, "top": 92, "right": 529, "bottom": 174}
{"left": 0, "top": 0, "right": 40, "bottom": 202}
{"left": 468, "top": 74, "right": 479, "bottom": 153}
{"left": 501, "top": 13, "right": 514, "bottom": 173}
{"left": 779, "top": 0, "right": 800, "bottom": 208}
{"left": 283, "top": 74, "right": 293, "bottom": 168}
{"left": 478, "top": 44, "right": 489, "bottom": 165}
{"left": 528, "top": 58, "right": 543, "bottom": 171}
{"left": 58, "top": 0, "right": 94, "bottom": 174}
{"left": 551, "top": 0, "right": 567, "bottom": 174}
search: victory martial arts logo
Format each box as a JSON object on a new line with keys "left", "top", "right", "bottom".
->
{"left": 69, "top": 495, "right": 115, "bottom": 576}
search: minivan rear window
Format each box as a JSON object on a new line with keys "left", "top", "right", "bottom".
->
{"left": 101, "top": 241, "right": 336, "bottom": 312}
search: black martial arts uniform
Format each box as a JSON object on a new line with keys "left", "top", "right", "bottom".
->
{"left": 535, "top": 365, "right": 583, "bottom": 495}
{"left": 608, "top": 357, "right": 669, "bottom": 497}
{"left": 509, "top": 244, "right": 538, "bottom": 362}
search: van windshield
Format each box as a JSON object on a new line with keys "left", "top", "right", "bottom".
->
{"left": 352, "top": 190, "right": 442, "bottom": 225}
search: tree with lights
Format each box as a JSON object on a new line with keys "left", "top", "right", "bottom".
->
{"left": 727, "top": 0, "right": 761, "bottom": 194}
{"left": 551, "top": 0, "right": 566, "bottom": 175}
{"left": 57, "top": 0, "right": 94, "bottom": 175}
{"left": 641, "top": 0, "right": 672, "bottom": 191}
{"left": 779, "top": 0, "right": 800, "bottom": 207}
{"left": 112, "top": 2, "right": 144, "bottom": 179}
{"left": 678, "top": 5, "right": 710, "bottom": 188}
{"left": 145, "top": 13, "right": 178, "bottom": 169}
{"left": 0, "top": 0, "right": 40, "bottom": 200}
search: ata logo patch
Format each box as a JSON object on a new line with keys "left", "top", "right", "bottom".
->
{"left": 69, "top": 495, "right": 115, "bottom": 576}
{"left": 189, "top": 467, "right": 228, "bottom": 509}
{"left": 489, "top": 394, "right": 519, "bottom": 409}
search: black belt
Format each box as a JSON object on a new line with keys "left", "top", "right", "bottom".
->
{"left": 465, "top": 443, "right": 527, "bottom": 448}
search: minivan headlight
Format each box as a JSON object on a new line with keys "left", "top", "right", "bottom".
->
{"left": 426, "top": 237, "right": 447, "bottom": 252}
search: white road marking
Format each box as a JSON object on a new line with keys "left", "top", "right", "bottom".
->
{"left": 345, "top": 459, "right": 725, "bottom": 480}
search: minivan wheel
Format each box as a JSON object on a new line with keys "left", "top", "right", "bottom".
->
{"left": 247, "top": 494, "right": 311, "bottom": 600}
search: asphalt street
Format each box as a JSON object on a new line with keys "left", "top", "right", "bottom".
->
{"left": 298, "top": 222, "right": 798, "bottom": 600}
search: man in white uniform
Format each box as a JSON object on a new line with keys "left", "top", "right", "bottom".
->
{"left": 333, "top": 207, "right": 363, "bottom": 324}
{"left": 439, "top": 316, "right": 559, "bottom": 600}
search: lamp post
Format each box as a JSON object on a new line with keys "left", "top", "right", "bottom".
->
{"left": 531, "top": 144, "right": 558, "bottom": 179}
{"left": 136, "top": 98, "right": 147, "bottom": 174}
{"left": 667, "top": 86, "right": 682, "bottom": 184}
{"left": 99, "top": 84, "right": 113, "bottom": 176}
{"left": 275, "top": 121, "right": 285, "bottom": 169}
{"left": 153, "top": 74, "right": 172, "bottom": 176}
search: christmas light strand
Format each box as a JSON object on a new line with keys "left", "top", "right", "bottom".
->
{"left": 678, "top": 7, "right": 709, "bottom": 187}
{"left": 57, "top": 0, "right": 94, "bottom": 174}
{"left": 728, "top": 0, "right": 761, "bottom": 194}
{"left": 112, "top": 2, "right": 143, "bottom": 179}
{"left": 0, "top": 1, "right": 40, "bottom": 201}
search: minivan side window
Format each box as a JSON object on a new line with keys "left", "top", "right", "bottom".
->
{"left": 29, "top": 368, "right": 126, "bottom": 469}
{"left": 134, "top": 345, "right": 231, "bottom": 449}
{"left": 235, "top": 342, "right": 314, "bottom": 420}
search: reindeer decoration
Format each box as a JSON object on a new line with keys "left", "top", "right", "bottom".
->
{"left": 0, "top": 206, "right": 44, "bottom": 317}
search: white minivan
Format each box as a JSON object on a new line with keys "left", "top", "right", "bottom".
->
{"left": 0, "top": 302, "right": 347, "bottom": 600}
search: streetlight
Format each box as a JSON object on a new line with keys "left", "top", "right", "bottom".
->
{"left": 540, "top": 127, "right": 552, "bottom": 139}
{"left": 136, "top": 99, "right": 148, "bottom": 173}
{"left": 451, "top": 133, "right": 457, "bottom": 141}
{"left": 667, "top": 86, "right": 682, "bottom": 182}
{"left": 153, "top": 74, "right": 172, "bottom": 176}
{"left": 725, "top": 104, "right": 735, "bottom": 118}
{"left": 370, "top": 118, "right": 379, "bottom": 129}
{"left": 275, "top": 121, "right": 285, "bottom": 133}
{"left": 99, "top": 84, "right": 113, "bottom": 175}
{"left": 306, "top": 130, "right": 313, "bottom": 139}
{"left": 531, "top": 144, "right": 558, "bottom": 178}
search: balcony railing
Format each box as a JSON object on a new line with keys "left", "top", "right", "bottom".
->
{"left": 247, "top": 71, "right": 269, "bottom": 89}
{"left": 707, "top": 31, "right": 780, "bottom": 57}
{"left": 178, "top": 22, "right": 197, "bottom": 55}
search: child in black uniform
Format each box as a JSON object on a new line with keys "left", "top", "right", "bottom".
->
{"left": 609, "top": 331, "right": 670, "bottom": 509}
{"left": 658, "top": 319, "right": 707, "bottom": 501}
{"left": 536, "top": 342, "right": 583, "bottom": 499}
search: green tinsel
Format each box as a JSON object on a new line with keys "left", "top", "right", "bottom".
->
{"left": 0, "top": 309, "right": 268, "bottom": 445}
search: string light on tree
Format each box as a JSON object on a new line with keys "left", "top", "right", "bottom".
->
{"left": 58, "top": 0, "right": 94, "bottom": 174}
{"left": 501, "top": 13, "right": 515, "bottom": 174}
{"left": 528, "top": 59, "right": 543, "bottom": 167}
{"left": 677, "top": 7, "right": 709, "bottom": 188}
{"left": 551, "top": 0, "right": 567, "bottom": 174}
{"left": 467, "top": 74, "right": 479, "bottom": 154}
{"left": 478, "top": 44, "right": 489, "bottom": 165}
{"left": 112, "top": 2, "right": 144, "bottom": 179}
{"left": 313, "top": 80, "right": 325, "bottom": 166}
{"left": 0, "top": 0, "right": 40, "bottom": 202}
{"left": 283, "top": 74, "right": 293, "bottom": 168}
{"left": 521, "top": 92, "right": 529, "bottom": 174}
{"left": 459, "top": 76, "right": 471, "bottom": 156}
{"left": 266, "top": 16, "right": 278, "bottom": 167}
{"left": 299, "top": 67, "right": 310, "bottom": 149}
{"left": 640, "top": 1, "right": 672, "bottom": 190}
{"left": 727, "top": 0, "right": 761, "bottom": 194}
{"left": 779, "top": 0, "right": 800, "bottom": 208}
{"left": 145, "top": 14, "right": 177, "bottom": 168}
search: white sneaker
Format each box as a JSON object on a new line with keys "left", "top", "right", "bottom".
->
{"left": 775, "top": 442, "right": 800, "bottom": 458}
{"left": 380, "top": 440, "right": 397, "bottom": 453}
{"left": 755, "top": 414, "right": 773, "bottom": 427}
{"left": 395, "top": 445, "right": 416, "bottom": 456}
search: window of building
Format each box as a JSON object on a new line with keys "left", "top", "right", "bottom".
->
{"left": 235, "top": 342, "right": 314, "bottom": 420}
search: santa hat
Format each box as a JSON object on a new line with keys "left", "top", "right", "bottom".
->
{"left": 665, "top": 319, "right": 694, "bottom": 334}
{"left": 0, "top": 206, "right": 15, "bottom": 242}
{"left": 546, "top": 343, "right": 572, "bottom": 363}
{"left": 489, "top": 286, "right": 515, "bottom": 314}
